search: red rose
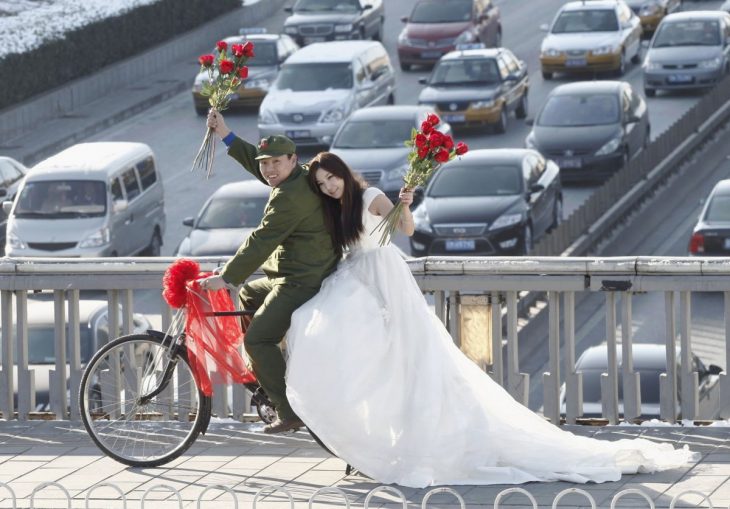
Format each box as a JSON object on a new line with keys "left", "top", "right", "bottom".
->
{"left": 198, "top": 54, "right": 215, "bottom": 67}
{"left": 428, "top": 131, "right": 445, "bottom": 148}
{"left": 414, "top": 133, "right": 427, "bottom": 148}
{"left": 420, "top": 120, "right": 433, "bottom": 135}
{"left": 443, "top": 135, "right": 454, "bottom": 151}
{"left": 434, "top": 148, "right": 450, "bottom": 163}
{"left": 417, "top": 146, "right": 429, "bottom": 159}
{"left": 238, "top": 66, "right": 249, "bottom": 79}
{"left": 455, "top": 141, "right": 469, "bottom": 155}
{"left": 216, "top": 40, "right": 228, "bottom": 52}
{"left": 219, "top": 59, "right": 235, "bottom": 74}
{"left": 242, "top": 41, "right": 255, "bottom": 58}
{"left": 231, "top": 43, "right": 244, "bottom": 58}
{"left": 426, "top": 113, "right": 440, "bottom": 126}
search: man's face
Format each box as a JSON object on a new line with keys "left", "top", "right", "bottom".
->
{"left": 259, "top": 154, "right": 297, "bottom": 187}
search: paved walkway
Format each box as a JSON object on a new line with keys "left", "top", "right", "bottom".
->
{"left": 0, "top": 421, "right": 729, "bottom": 508}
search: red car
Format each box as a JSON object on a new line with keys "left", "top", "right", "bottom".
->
{"left": 397, "top": 0, "right": 502, "bottom": 71}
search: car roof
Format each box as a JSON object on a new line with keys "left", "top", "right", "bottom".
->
{"left": 577, "top": 343, "right": 683, "bottom": 370}
{"left": 441, "top": 48, "right": 503, "bottom": 61}
{"left": 285, "top": 40, "right": 382, "bottom": 64}
{"left": 30, "top": 142, "right": 152, "bottom": 179}
{"left": 222, "top": 34, "right": 281, "bottom": 44}
{"left": 551, "top": 80, "right": 623, "bottom": 96}
{"left": 712, "top": 179, "right": 730, "bottom": 196}
{"left": 562, "top": 0, "right": 619, "bottom": 11}
{"left": 210, "top": 179, "right": 271, "bottom": 199}
{"left": 663, "top": 11, "right": 729, "bottom": 22}
{"left": 346, "top": 105, "right": 435, "bottom": 121}
{"left": 445, "top": 148, "right": 539, "bottom": 165}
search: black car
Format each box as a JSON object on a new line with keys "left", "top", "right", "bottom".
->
{"left": 0, "top": 156, "right": 28, "bottom": 255}
{"left": 689, "top": 179, "right": 730, "bottom": 255}
{"left": 283, "top": 0, "right": 384, "bottom": 46}
{"left": 525, "top": 80, "right": 650, "bottom": 183}
{"left": 409, "top": 149, "right": 562, "bottom": 256}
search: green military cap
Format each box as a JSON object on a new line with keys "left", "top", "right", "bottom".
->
{"left": 254, "top": 135, "right": 296, "bottom": 160}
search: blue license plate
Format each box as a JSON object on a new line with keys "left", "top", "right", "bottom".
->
{"left": 445, "top": 239, "right": 475, "bottom": 251}
{"left": 285, "top": 130, "right": 311, "bottom": 139}
{"left": 443, "top": 114, "right": 466, "bottom": 123}
{"left": 421, "top": 51, "right": 442, "bottom": 59}
{"left": 565, "top": 58, "right": 587, "bottom": 67}
{"left": 557, "top": 157, "right": 581, "bottom": 169}
{"left": 668, "top": 74, "right": 693, "bottom": 84}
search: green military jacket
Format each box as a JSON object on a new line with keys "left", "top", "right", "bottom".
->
{"left": 220, "top": 136, "right": 338, "bottom": 288}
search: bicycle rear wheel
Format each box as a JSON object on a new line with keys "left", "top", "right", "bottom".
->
{"left": 79, "top": 333, "right": 210, "bottom": 467}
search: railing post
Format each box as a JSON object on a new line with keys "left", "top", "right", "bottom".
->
{"left": 506, "top": 291, "right": 528, "bottom": 405}
{"left": 543, "top": 291, "right": 561, "bottom": 425}
{"left": 106, "top": 290, "right": 122, "bottom": 419}
{"left": 434, "top": 290, "right": 446, "bottom": 324}
{"left": 0, "top": 290, "right": 14, "bottom": 420}
{"left": 68, "top": 289, "right": 82, "bottom": 421}
{"left": 721, "top": 291, "right": 730, "bottom": 418}
{"left": 679, "top": 291, "right": 698, "bottom": 421}
{"left": 490, "top": 291, "right": 503, "bottom": 386}
{"left": 51, "top": 290, "right": 68, "bottom": 418}
{"left": 602, "top": 292, "right": 619, "bottom": 424}
{"left": 449, "top": 290, "right": 461, "bottom": 348}
{"left": 621, "top": 292, "right": 641, "bottom": 421}
{"left": 661, "top": 291, "right": 678, "bottom": 424}
{"left": 563, "top": 291, "right": 582, "bottom": 424}
{"left": 15, "top": 290, "right": 34, "bottom": 420}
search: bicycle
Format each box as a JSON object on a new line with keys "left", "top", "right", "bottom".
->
{"left": 78, "top": 277, "right": 331, "bottom": 468}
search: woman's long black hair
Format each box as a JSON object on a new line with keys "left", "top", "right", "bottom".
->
{"left": 307, "top": 152, "right": 366, "bottom": 256}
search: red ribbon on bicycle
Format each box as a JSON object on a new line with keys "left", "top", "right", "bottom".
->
{"left": 163, "top": 259, "right": 256, "bottom": 396}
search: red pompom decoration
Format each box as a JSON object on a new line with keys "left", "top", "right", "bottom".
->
{"left": 162, "top": 258, "right": 201, "bottom": 308}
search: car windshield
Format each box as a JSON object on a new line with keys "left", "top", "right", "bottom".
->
{"left": 197, "top": 197, "right": 268, "bottom": 229}
{"left": 276, "top": 63, "right": 353, "bottom": 91}
{"left": 294, "top": 0, "right": 360, "bottom": 12}
{"left": 705, "top": 195, "right": 730, "bottom": 222}
{"left": 334, "top": 119, "right": 416, "bottom": 148}
{"left": 429, "top": 59, "right": 500, "bottom": 85}
{"left": 551, "top": 10, "right": 619, "bottom": 33}
{"left": 428, "top": 165, "right": 523, "bottom": 197}
{"left": 244, "top": 42, "right": 277, "bottom": 66}
{"left": 581, "top": 369, "right": 661, "bottom": 404}
{"left": 653, "top": 20, "right": 721, "bottom": 48}
{"left": 410, "top": 0, "right": 472, "bottom": 23}
{"left": 13, "top": 326, "right": 97, "bottom": 365}
{"left": 538, "top": 94, "right": 619, "bottom": 127}
{"left": 14, "top": 180, "right": 107, "bottom": 219}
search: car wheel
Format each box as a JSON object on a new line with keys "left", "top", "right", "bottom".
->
{"left": 400, "top": 61, "right": 411, "bottom": 71}
{"left": 143, "top": 231, "right": 162, "bottom": 257}
{"left": 643, "top": 127, "right": 651, "bottom": 150}
{"left": 551, "top": 198, "right": 563, "bottom": 231}
{"left": 615, "top": 51, "right": 626, "bottom": 76}
{"left": 358, "top": 27, "right": 365, "bottom": 40}
{"left": 542, "top": 70, "right": 553, "bottom": 80}
{"left": 374, "top": 19, "right": 384, "bottom": 41}
{"left": 644, "top": 87, "right": 656, "bottom": 97}
{"left": 522, "top": 224, "right": 533, "bottom": 255}
{"left": 515, "top": 93, "right": 528, "bottom": 119}
{"left": 387, "top": 93, "right": 395, "bottom": 105}
{"left": 493, "top": 107, "right": 508, "bottom": 134}
{"left": 631, "top": 46, "right": 641, "bottom": 64}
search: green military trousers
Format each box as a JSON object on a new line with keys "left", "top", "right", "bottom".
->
{"left": 240, "top": 277, "right": 320, "bottom": 421}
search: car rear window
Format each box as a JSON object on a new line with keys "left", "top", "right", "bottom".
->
{"left": 14, "top": 180, "right": 107, "bottom": 219}
{"left": 197, "top": 197, "right": 268, "bottom": 229}
{"left": 552, "top": 9, "right": 619, "bottom": 33}
{"left": 276, "top": 63, "right": 353, "bottom": 91}
{"left": 653, "top": 20, "right": 721, "bottom": 48}
{"left": 538, "top": 94, "right": 619, "bottom": 127}
{"left": 428, "top": 164, "right": 522, "bottom": 197}
{"left": 430, "top": 59, "right": 500, "bottom": 85}
{"left": 410, "top": 0, "right": 472, "bottom": 23}
{"left": 294, "top": 0, "right": 360, "bottom": 12}
{"left": 705, "top": 194, "right": 730, "bottom": 222}
{"left": 333, "top": 119, "right": 415, "bottom": 148}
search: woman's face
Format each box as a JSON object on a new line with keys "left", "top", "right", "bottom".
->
{"left": 315, "top": 168, "right": 344, "bottom": 200}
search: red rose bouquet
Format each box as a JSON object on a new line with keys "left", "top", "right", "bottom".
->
{"left": 192, "top": 40, "right": 255, "bottom": 178}
{"left": 373, "top": 113, "right": 468, "bottom": 245}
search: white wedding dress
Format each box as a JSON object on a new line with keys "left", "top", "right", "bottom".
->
{"left": 285, "top": 187, "right": 698, "bottom": 488}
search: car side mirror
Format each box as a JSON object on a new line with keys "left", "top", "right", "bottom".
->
{"left": 182, "top": 217, "right": 194, "bottom": 227}
{"left": 708, "top": 364, "right": 724, "bottom": 375}
{"left": 641, "top": 40, "right": 650, "bottom": 49}
{"left": 413, "top": 187, "right": 425, "bottom": 206}
{"left": 418, "top": 77, "right": 428, "bottom": 85}
{"left": 628, "top": 114, "right": 641, "bottom": 124}
{"left": 113, "top": 199, "right": 128, "bottom": 213}
{"left": 478, "top": 13, "right": 489, "bottom": 22}
{"left": 539, "top": 23, "right": 550, "bottom": 32}
{"left": 530, "top": 183, "right": 545, "bottom": 194}
{"left": 400, "top": 15, "right": 408, "bottom": 23}
{"left": 284, "top": 6, "right": 293, "bottom": 13}
{"left": 504, "top": 73, "right": 519, "bottom": 82}
{"left": 525, "top": 118, "right": 534, "bottom": 126}
{"left": 362, "top": 3, "right": 373, "bottom": 9}
{"left": 0, "top": 189, "right": 6, "bottom": 199}
{"left": 2, "top": 201, "right": 12, "bottom": 215}
{"left": 359, "top": 80, "right": 375, "bottom": 91}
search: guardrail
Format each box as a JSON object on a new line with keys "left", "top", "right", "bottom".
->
{"left": 1, "top": 256, "right": 729, "bottom": 424}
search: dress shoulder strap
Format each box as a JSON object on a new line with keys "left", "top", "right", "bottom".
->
{"left": 362, "top": 187, "right": 385, "bottom": 211}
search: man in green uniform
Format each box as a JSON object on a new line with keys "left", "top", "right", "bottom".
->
{"left": 199, "top": 110, "right": 338, "bottom": 434}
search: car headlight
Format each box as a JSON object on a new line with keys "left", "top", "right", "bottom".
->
{"left": 335, "top": 23, "right": 353, "bottom": 33}
{"left": 640, "top": 3, "right": 661, "bottom": 15}
{"left": 542, "top": 48, "right": 561, "bottom": 57}
{"left": 595, "top": 135, "right": 622, "bottom": 156}
{"left": 699, "top": 57, "right": 723, "bottom": 69}
{"left": 454, "top": 30, "right": 476, "bottom": 45}
{"left": 284, "top": 26, "right": 298, "bottom": 35}
{"left": 247, "top": 77, "right": 271, "bottom": 91}
{"left": 471, "top": 99, "right": 495, "bottom": 109}
{"left": 398, "top": 30, "right": 411, "bottom": 44}
{"left": 7, "top": 231, "right": 27, "bottom": 250}
{"left": 413, "top": 208, "right": 433, "bottom": 234}
{"left": 525, "top": 133, "right": 537, "bottom": 150}
{"left": 78, "top": 228, "right": 110, "bottom": 248}
{"left": 386, "top": 164, "right": 408, "bottom": 182}
{"left": 258, "top": 108, "right": 278, "bottom": 125}
{"left": 490, "top": 213, "right": 522, "bottom": 231}
{"left": 643, "top": 58, "right": 662, "bottom": 71}
{"left": 592, "top": 45, "right": 619, "bottom": 56}
{"left": 320, "top": 105, "right": 348, "bottom": 123}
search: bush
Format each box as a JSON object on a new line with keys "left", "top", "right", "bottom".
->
{"left": 0, "top": 0, "right": 240, "bottom": 111}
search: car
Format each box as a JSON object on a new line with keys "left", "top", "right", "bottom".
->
{"left": 539, "top": 0, "right": 642, "bottom": 79}
{"left": 624, "top": 0, "right": 681, "bottom": 34}
{"left": 642, "top": 11, "right": 730, "bottom": 97}
{"left": 722, "top": 1, "right": 730, "bottom": 14}
{"left": 689, "top": 179, "right": 730, "bottom": 255}
{"left": 0, "top": 156, "right": 28, "bottom": 255}
{"left": 174, "top": 179, "right": 269, "bottom": 257}
{"left": 329, "top": 105, "right": 451, "bottom": 204}
{"left": 409, "top": 149, "right": 562, "bottom": 257}
{"left": 192, "top": 29, "right": 300, "bottom": 115}
{"left": 417, "top": 45, "right": 528, "bottom": 134}
{"left": 525, "top": 81, "right": 650, "bottom": 183}
{"left": 282, "top": 0, "right": 385, "bottom": 46}
{"left": 560, "top": 343, "right": 723, "bottom": 420}
{"left": 257, "top": 40, "right": 396, "bottom": 147}
{"left": 8, "top": 298, "right": 151, "bottom": 412}
{"left": 397, "top": 0, "right": 502, "bottom": 71}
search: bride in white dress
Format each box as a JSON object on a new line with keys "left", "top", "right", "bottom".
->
{"left": 285, "top": 152, "right": 698, "bottom": 488}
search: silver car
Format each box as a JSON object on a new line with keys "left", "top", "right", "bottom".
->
{"left": 643, "top": 11, "right": 730, "bottom": 96}
{"left": 329, "top": 105, "right": 451, "bottom": 203}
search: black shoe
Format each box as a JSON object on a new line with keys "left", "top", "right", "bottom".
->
{"left": 262, "top": 417, "right": 305, "bottom": 434}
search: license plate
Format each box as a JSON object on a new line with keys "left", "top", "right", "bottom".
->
{"left": 445, "top": 239, "right": 475, "bottom": 251}
{"left": 421, "top": 51, "right": 442, "bottom": 59}
{"left": 443, "top": 114, "right": 466, "bottom": 123}
{"left": 668, "top": 74, "right": 693, "bottom": 84}
{"left": 724, "top": 238, "right": 730, "bottom": 250}
{"left": 303, "top": 36, "right": 326, "bottom": 44}
{"left": 565, "top": 58, "right": 587, "bottom": 67}
{"left": 285, "top": 130, "right": 311, "bottom": 139}
{"left": 557, "top": 157, "right": 582, "bottom": 169}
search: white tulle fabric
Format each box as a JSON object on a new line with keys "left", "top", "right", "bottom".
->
{"left": 286, "top": 187, "right": 698, "bottom": 488}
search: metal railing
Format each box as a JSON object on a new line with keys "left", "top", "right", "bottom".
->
{"left": 1, "top": 255, "right": 729, "bottom": 424}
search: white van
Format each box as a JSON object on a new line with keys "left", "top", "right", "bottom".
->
{"left": 3, "top": 142, "right": 165, "bottom": 257}
{"left": 257, "top": 40, "right": 396, "bottom": 147}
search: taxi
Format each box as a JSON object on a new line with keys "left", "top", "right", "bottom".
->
{"left": 539, "top": 0, "right": 642, "bottom": 79}
{"left": 624, "top": 0, "right": 681, "bottom": 34}
{"left": 191, "top": 29, "right": 299, "bottom": 115}
{"left": 417, "top": 44, "right": 528, "bottom": 134}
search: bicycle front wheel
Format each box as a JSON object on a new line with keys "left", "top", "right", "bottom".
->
{"left": 79, "top": 333, "right": 210, "bottom": 467}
